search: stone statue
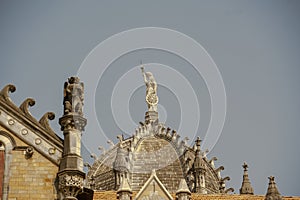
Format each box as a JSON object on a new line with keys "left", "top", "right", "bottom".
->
{"left": 141, "top": 66, "right": 158, "bottom": 111}
{"left": 63, "top": 77, "right": 84, "bottom": 116}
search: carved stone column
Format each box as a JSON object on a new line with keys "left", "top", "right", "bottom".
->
{"left": 57, "top": 77, "right": 87, "bottom": 200}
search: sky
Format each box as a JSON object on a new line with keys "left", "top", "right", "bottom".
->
{"left": 0, "top": 0, "right": 300, "bottom": 196}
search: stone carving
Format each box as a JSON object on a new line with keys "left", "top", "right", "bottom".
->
{"left": 25, "top": 146, "right": 34, "bottom": 159}
{"left": 21, "top": 128, "right": 28, "bottom": 135}
{"left": 39, "top": 112, "right": 56, "bottom": 135}
{"left": 107, "top": 140, "right": 115, "bottom": 149}
{"left": 141, "top": 66, "right": 158, "bottom": 111}
{"left": 0, "top": 84, "right": 16, "bottom": 103}
{"left": 35, "top": 138, "right": 42, "bottom": 145}
{"left": 63, "top": 77, "right": 84, "bottom": 116}
{"left": 59, "top": 115, "right": 87, "bottom": 131}
{"left": 58, "top": 173, "right": 84, "bottom": 198}
{"left": 225, "top": 188, "right": 235, "bottom": 194}
{"left": 19, "top": 98, "right": 35, "bottom": 117}
{"left": 90, "top": 153, "right": 97, "bottom": 161}
{"left": 83, "top": 163, "right": 92, "bottom": 170}
{"left": 265, "top": 176, "right": 282, "bottom": 200}
{"left": 48, "top": 147, "right": 56, "bottom": 155}
{"left": 8, "top": 119, "right": 15, "bottom": 125}
{"left": 239, "top": 162, "right": 254, "bottom": 194}
{"left": 98, "top": 146, "right": 106, "bottom": 155}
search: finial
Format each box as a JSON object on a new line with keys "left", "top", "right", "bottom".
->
{"left": 243, "top": 162, "right": 248, "bottom": 171}
{"left": 195, "top": 136, "right": 202, "bottom": 151}
{"left": 268, "top": 176, "right": 275, "bottom": 183}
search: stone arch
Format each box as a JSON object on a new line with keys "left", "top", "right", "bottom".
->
{"left": 0, "top": 131, "right": 16, "bottom": 200}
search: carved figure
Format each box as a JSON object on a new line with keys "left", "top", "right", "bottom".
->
{"left": 141, "top": 66, "right": 158, "bottom": 111}
{"left": 63, "top": 77, "right": 84, "bottom": 115}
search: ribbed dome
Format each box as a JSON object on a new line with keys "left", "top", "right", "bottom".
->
{"left": 86, "top": 122, "right": 232, "bottom": 194}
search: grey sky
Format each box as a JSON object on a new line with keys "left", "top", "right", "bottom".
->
{"left": 0, "top": 0, "right": 300, "bottom": 196}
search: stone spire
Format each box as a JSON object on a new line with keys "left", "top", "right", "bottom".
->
{"left": 265, "top": 176, "right": 283, "bottom": 200}
{"left": 113, "top": 144, "right": 130, "bottom": 190}
{"left": 117, "top": 177, "right": 132, "bottom": 200}
{"left": 57, "top": 77, "right": 87, "bottom": 200}
{"left": 141, "top": 66, "right": 159, "bottom": 125}
{"left": 192, "top": 137, "right": 207, "bottom": 194}
{"left": 176, "top": 179, "right": 191, "bottom": 200}
{"left": 239, "top": 162, "right": 254, "bottom": 194}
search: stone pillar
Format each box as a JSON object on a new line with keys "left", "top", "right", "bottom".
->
{"left": 176, "top": 179, "right": 191, "bottom": 200}
{"left": 57, "top": 77, "right": 87, "bottom": 200}
{"left": 239, "top": 162, "right": 254, "bottom": 194}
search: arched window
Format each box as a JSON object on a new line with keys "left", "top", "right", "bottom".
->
{"left": 0, "top": 131, "right": 16, "bottom": 200}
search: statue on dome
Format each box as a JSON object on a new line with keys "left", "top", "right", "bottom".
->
{"left": 141, "top": 66, "right": 158, "bottom": 112}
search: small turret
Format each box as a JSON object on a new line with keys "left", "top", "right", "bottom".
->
{"left": 113, "top": 145, "right": 130, "bottom": 190}
{"left": 239, "top": 162, "right": 254, "bottom": 194}
{"left": 176, "top": 179, "right": 191, "bottom": 200}
{"left": 265, "top": 176, "right": 282, "bottom": 200}
{"left": 192, "top": 137, "right": 207, "bottom": 194}
{"left": 117, "top": 177, "right": 132, "bottom": 200}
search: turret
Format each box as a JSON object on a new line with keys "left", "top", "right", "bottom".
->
{"left": 57, "top": 77, "right": 87, "bottom": 200}
{"left": 265, "top": 176, "right": 282, "bottom": 200}
{"left": 176, "top": 179, "right": 191, "bottom": 200}
{"left": 239, "top": 162, "right": 254, "bottom": 194}
{"left": 113, "top": 144, "right": 130, "bottom": 190}
{"left": 192, "top": 137, "right": 207, "bottom": 194}
{"left": 117, "top": 177, "right": 132, "bottom": 200}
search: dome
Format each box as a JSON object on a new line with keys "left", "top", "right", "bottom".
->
{"left": 87, "top": 121, "right": 231, "bottom": 194}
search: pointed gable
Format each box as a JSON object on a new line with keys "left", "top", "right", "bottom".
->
{"left": 135, "top": 170, "right": 173, "bottom": 200}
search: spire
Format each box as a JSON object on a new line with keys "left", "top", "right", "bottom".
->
{"left": 193, "top": 137, "right": 205, "bottom": 169}
{"left": 265, "top": 176, "right": 282, "bottom": 200}
{"left": 239, "top": 162, "right": 254, "bottom": 195}
{"left": 117, "top": 177, "right": 132, "bottom": 200}
{"left": 192, "top": 137, "right": 207, "bottom": 194}
{"left": 176, "top": 179, "right": 191, "bottom": 200}
{"left": 117, "top": 177, "right": 132, "bottom": 193}
{"left": 195, "top": 136, "right": 202, "bottom": 157}
{"left": 113, "top": 145, "right": 130, "bottom": 190}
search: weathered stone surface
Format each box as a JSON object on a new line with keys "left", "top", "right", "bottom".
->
{"left": 0, "top": 128, "right": 58, "bottom": 200}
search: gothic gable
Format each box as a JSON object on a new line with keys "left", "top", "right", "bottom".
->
{"left": 135, "top": 170, "right": 173, "bottom": 200}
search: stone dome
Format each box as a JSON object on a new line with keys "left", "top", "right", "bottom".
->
{"left": 86, "top": 121, "right": 232, "bottom": 194}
